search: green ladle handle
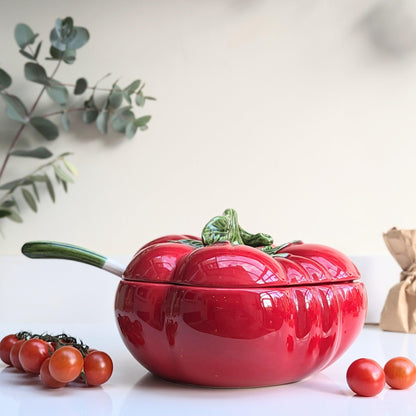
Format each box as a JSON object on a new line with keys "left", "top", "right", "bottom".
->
{"left": 21, "top": 241, "right": 126, "bottom": 278}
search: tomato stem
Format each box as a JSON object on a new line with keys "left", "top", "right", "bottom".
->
{"left": 201, "top": 208, "right": 274, "bottom": 247}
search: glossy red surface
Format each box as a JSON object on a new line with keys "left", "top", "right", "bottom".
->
{"left": 115, "top": 239, "right": 367, "bottom": 387}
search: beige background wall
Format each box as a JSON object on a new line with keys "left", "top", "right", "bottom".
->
{"left": 1, "top": 0, "right": 416, "bottom": 258}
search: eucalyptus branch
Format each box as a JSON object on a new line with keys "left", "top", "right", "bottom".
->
{"left": 0, "top": 152, "right": 73, "bottom": 206}
{"left": 0, "top": 59, "right": 63, "bottom": 185}
{"left": 0, "top": 16, "right": 154, "bottom": 229}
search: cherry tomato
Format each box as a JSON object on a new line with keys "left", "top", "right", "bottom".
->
{"left": 39, "top": 358, "right": 67, "bottom": 389}
{"left": 19, "top": 338, "right": 53, "bottom": 374}
{"left": 0, "top": 334, "right": 19, "bottom": 365}
{"left": 9, "top": 340, "right": 26, "bottom": 371}
{"left": 384, "top": 357, "right": 416, "bottom": 390}
{"left": 346, "top": 358, "right": 385, "bottom": 397}
{"left": 83, "top": 350, "right": 113, "bottom": 386}
{"left": 49, "top": 346, "right": 84, "bottom": 383}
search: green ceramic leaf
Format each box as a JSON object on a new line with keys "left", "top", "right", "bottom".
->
{"left": 24, "top": 62, "right": 49, "bottom": 85}
{"left": 22, "top": 188, "right": 37, "bottom": 212}
{"left": 0, "top": 68, "right": 12, "bottom": 90}
{"left": 29, "top": 117, "right": 59, "bottom": 140}
{"left": 10, "top": 147, "right": 53, "bottom": 159}
{"left": 74, "top": 78, "right": 87, "bottom": 95}
{"left": 14, "top": 23, "right": 37, "bottom": 48}
{"left": 96, "top": 109, "right": 109, "bottom": 134}
{"left": 0, "top": 93, "right": 28, "bottom": 123}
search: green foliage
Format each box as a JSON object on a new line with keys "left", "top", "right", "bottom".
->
{"left": 0, "top": 16, "right": 155, "bottom": 231}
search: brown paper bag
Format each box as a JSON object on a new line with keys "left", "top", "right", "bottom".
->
{"left": 380, "top": 227, "right": 416, "bottom": 333}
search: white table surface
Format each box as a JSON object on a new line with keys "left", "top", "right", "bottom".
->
{"left": 1, "top": 323, "right": 416, "bottom": 416}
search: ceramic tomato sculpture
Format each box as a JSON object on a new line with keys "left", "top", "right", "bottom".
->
{"left": 22, "top": 209, "right": 367, "bottom": 387}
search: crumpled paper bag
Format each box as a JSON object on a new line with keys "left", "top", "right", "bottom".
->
{"left": 380, "top": 227, "right": 416, "bottom": 333}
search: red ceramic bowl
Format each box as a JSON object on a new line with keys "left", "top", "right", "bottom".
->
{"left": 114, "top": 239, "right": 367, "bottom": 387}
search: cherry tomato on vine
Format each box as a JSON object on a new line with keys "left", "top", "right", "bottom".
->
{"left": 39, "top": 358, "right": 67, "bottom": 389}
{"left": 346, "top": 358, "right": 385, "bottom": 397}
{"left": 84, "top": 350, "right": 113, "bottom": 386}
{"left": 0, "top": 334, "right": 19, "bottom": 365}
{"left": 9, "top": 340, "right": 26, "bottom": 371}
{"left": 19, "top": 338, "right": 53, "bottom": 374}
{"left": 384, "top": 357, "right": 416, "bottom": 390}
{"left": 49, "top": 346, "right": 84, "bottom": 383}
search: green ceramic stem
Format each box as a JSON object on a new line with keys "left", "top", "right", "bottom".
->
{"left": 201, "top": 208, "right": 274, "bottom": 247}
{"left": 21, "top": 241, "right": 125, "bottom": 277}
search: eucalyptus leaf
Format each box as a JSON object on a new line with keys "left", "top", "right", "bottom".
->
{"left": 134, "top": 115, "right": 151, "bottom": 127}
{"left": 29, "top": 117, "right": 59, "bottom": 140}
{"left": 62, "top": 180, "right": 68, "bottom": 193}
{"left": 0, "top": 209, "right": 12, "bottom": 218}
{"left": 44, "top": 175, "right": 55, "bottom": 202}
{"left": 0, "top": 93, "right": 28, "bottom": 123}
{"left": 124, "top": 79, "right": 141, "bottom": 95}
{"left": 32, "top": 182, "right": 40, "bottom": 201}
{"left": 112, "top": 106, "right": 134, "bottom": 133}
{"left": 2, "top": 200, "right": 17, "bottom": 208}
{"left": 125, "top": 121, "right": 137, "bottom": 139}
{"left": 56, "top": 17, "right": 74, "bottom": 41}
{"left": 19, "top": 49, "right": 35, "bottom": 61}
{"left": 144, "top": 96, "right": 156, "bottom": 101}
{"left": 49, "top": 45, "right": 64, "bottom": 60}
{"left": 83, "top": 107, "right": 98, "bottom": 123}
{"left": 24, "top": 62, "right": 49, "bottom": 85}
{"left": 14, "top": 23, "right": 36, "bottom": 48}
{"left": 46, "top": 82, "right": 69, "bottom": 105}
{"left": 96, "top": 109, "right": 109, "bottom": 134}
{"left": 74, "top": 78, "right": 87, "bottom": 95}
{"left": 67, "top": 27, "right": 89, "bottom": 50}
{"left": 63, "top": 159, "right": 78, "bottom": 176}
{"left": 63, "top": 49, "right": 76, "bottom": 64}
{"left": 61, "top": 111, "right": 70, "bottom": 131}
{"left": 0, "top": 68, "right": 12, "bottom": 90}
{"left": 122, "top": 90, "right": 131, "bottom": 105}
{"left": 53, "top": 164, "right": 74, "bottom": 183}
{"left": 108, "top": 85, "right": 122, "bottom": 109}
{"left": 6, "top": 208, "right": 23, "bottom": 223}
{"left": 135, "top": 91, "right": 145, "bottom": 107}
{"left": 82, "top": 96, "right": 98, "bottom": 123}
{"left": 34, "top": 41, "right": 42, "bottom": 60}
{"left": 22, "top": 188, "right": 37, "bottom": 212}
{"left": 0, "top": 178, "right": 24, "bottom": 190}
{"left": 10, "top": 147, "right": 53, "bottom": 159}
{"left": 50, "top": 28, "right": 67, "bottom": 52}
